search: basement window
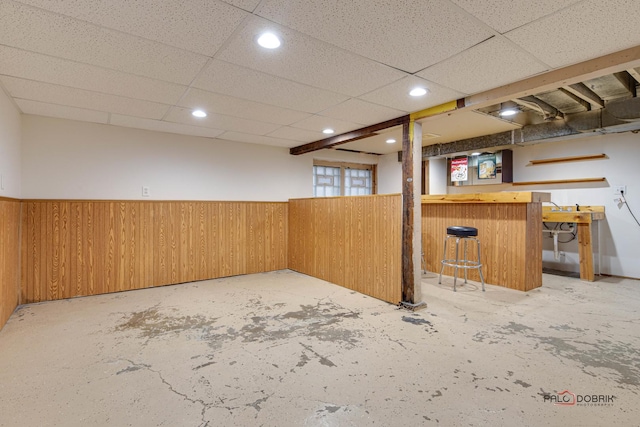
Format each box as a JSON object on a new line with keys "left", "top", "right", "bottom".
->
{"left": 313, "top": 161, "right": 376, "bottom": 197}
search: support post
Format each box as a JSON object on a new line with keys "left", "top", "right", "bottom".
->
{"left": 401, "top": 120, "right": 426, "bottom": 310}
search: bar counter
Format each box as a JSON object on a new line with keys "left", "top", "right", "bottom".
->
{"left": 421, "top": 192, "right": 550, "bottom": 291}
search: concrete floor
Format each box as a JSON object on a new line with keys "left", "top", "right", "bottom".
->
{"left": 0, "top": 270, "right": 638, "bottom": 426}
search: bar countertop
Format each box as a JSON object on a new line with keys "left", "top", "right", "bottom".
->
{"left": 421, "top": 191, "right": 551, "bottom": 204}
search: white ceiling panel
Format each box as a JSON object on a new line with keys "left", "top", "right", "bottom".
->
{"left": 16, "top": 99, "right": 109, "bottom": 124}
{"left": 318, "top": 99, "right": 406, "bottom": 126}
{"left": 2, "top": 76, "right": 170, "bottom": 120}
{"left": 15, "top": 0, "right": 249, "bottom": 57}
{"left": 419, "top": 110, "right": 521, "bottom": 145}
{"left": 450, "top": 0, "right": 583, "bottom": 34}
{"left": 218, "top": 0, "right": 261, "bottom": 12}
{"left": 110, "top": 115, "right": 225, "bottom": 139}
{"left": 218, "top": 132, "right": 298, "bottom": 148}
{"left": 266, "top": 126, "right": 324, "bottom": 143}
{"left": 193, "top": 60, "right": 349, "bottom": 113}
{"left": 0, "top": 46, "right": 187, "bottom": 105}
{"left": 0, "top": 1, "right": 208, "bottom": 85}
{"left": 506, "top": 0, "right": 640, "bottom": 68}
{"left": 417, "top": 36, "right": 549, "bottom": 95}
{"left": 178, "top": 88, "right": 311, "bottom": 126}
{"left": 164, "top": 107, "right": 281, "bottom": 135}
{"left": 359, "top": 76, "right": 465, "bottom": 113}
{"left": 216, "top": 15, "right": 406, "bottom": 97}
{"left": 255, "top": 0, "right": 494, "bottom": 73}
{"left": 338, "top": 127, "right": 404, "bottom": 155}
{"left": 289, "top": 115, "right": 362, "bottom": 135}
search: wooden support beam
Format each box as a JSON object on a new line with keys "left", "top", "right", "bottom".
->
{"left": 614, "top": 71, "right": 637, "bottom": 97}
{"left": 289, "top": 115, "right": 409, "bottom": 155}
{"left": 559, "top": 87, "right": 592, "bottom": 111}
{"left": 400, "top": 121, "right": 425, "bottom": 309}
{"left": 564, "top": 83, "right": 605, "bottom": 109}
{"left": 628, "top": 68, "right": 640, "bottom": 85}
{"left": 464, "top": 44, "right": 640, "bottom": 110}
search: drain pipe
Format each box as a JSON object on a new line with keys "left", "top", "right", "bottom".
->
{"left": 542, "top": 226, "right": 576, "bottom": 260}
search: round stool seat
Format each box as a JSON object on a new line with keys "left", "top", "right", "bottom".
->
{"left": 446, "top": 226, "right": 478, "bottom": 237}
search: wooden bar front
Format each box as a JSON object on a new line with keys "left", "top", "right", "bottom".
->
{"left": 422, "top": 192, "right": 550, "bottom": 291}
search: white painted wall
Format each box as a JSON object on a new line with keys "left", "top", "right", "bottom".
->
{"left": 21, "top": 115, "right": 311, "bottom": 201}
{"left": 0, "top": 88, "right": 21, "bottom": 198}
{"left": 377, "top": 152, "right": 401, "bottom": 194}
{"left": 445, "top": 131, "right": 640, "bottom": 279}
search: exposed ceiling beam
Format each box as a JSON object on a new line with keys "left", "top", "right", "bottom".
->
{"left": 463, "top": 44, "right": 640, "bottom": 111}
{"left": 289, "top": 115, "right": 409, "bottom": 155}
{"left": 559, "top": 87, "right": 592, "bottom": 111}
{"left": 563, "top": 83, "right": 605, "bottom": 109}
{"left": 613, "top": 71, "right": 637, "bottom": 97}
{"left": 515, "top": 95, "right": 563, "bottom": 119}
{"left": 628, "top": 68, "right": 640, "bottom": 85}
{"left": 422, "top": 97, "right": 640, "bottom": 157}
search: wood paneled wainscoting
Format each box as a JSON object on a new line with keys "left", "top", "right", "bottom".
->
{"left": 422, "top": 192, "right": 547, "bottom": 292}
{"left": 0, "top": 198, "right": 21, "bottom": 329}
{"left": 21, "top": 201, "right": 288, "bottom": 303}
{"left": 288, "top": 195, "right": 402, "bottom": 304}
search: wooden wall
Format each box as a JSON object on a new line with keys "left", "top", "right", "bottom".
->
{"left": 422, "top": 203, "right": 543, "bottom": 291}
{"left": 0, "top": 198, "right": 21, "bottom": 329}
{"left": 21, "top": 201, "right": 288, "bottom": 303}
{"left": 289, "top": 195, "right": 402, "bottom": 304}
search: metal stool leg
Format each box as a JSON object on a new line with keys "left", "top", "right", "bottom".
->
{"left": 438, "top": 236, "right": 449, "bottom": 284}
{"left": 463, "top": 238, "right": 469, "bottom": 284}
{"left": 477, "top": 239, "right": 485, "bottom": 292}
{"left": 453, "top": 237, "right": 460, "bottom": 292}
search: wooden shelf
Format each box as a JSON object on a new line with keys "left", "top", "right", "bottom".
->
{"left": 512, "top": 177, "right": 606, "bottom": 186}
{"left": 528, "top": 153, "right": 606, "bottom": 165}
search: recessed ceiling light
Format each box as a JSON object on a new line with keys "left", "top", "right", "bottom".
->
{"left": 257, "top": 32, "right": 281, "bottom": 49}
{"left": 409, "top": 87, "right": 427, "bottom": 97}
{"left": 499, "top": 109, "right": 517, "bottom": 117}
{"left": 386, "top": 138, "right": 396, "bottom": 144}
{"left": 323, "top": 128, "right": 335, "bottom": 134}
{"left": 192, "top": 110, "right": 207, "bottom": 118}
{"left": 471, "top": 152, "right": 481, "bottom": 156}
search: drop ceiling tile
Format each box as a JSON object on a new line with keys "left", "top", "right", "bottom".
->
{"left": 318, "top": 99, "right": 406, "bottom": 126}
{"left": 218, "top": 131, "right": 298, "bottom": 148}
{"left": 217, "top": 0, "right": 261, "bottom": 12}
{"left": 193, "top": 60, "right": 349, "bottom": 113}
{"left": 0, "top": 1, "right": 208, "bottom": 84}
{"left": 505, "top": 0, "right": 640, "bottom": 69}
{"left": 255, "top": 0, "right": 494, "bottom": 73}
{"left": 417, "top": 36, "right": 548, "bottom": 95}
{"left": 1, "top": 76, "right": 170, "bottom": 120}
{"left": 0, "top": 45, "right": 187, "bottom": 104}
{"left": 359, "top": 76, "right": 465, "bottom": 113}
{"left": 110, "top": 115, "right": 225, "bottom": 139}
{"left": 164, "top": 107, "right": 281, "bottom": 135}
{"left": 216, "top": 15, "right": 406, "bottom": 97}
{"left": 16, "top": 99, "right": 109, "bottom": 124}
{"left": 289, "top": 115, "right": 362, "bottom": 135}
{"left": 266, "top": 126, "right": 324, "bottom": 143}
{"left": 450, "top": 0, "right": 583, "bottom": 34}
{"left": 178, "top": 88, "right": 311, "bottom": 126}
{"left": 17, "top": 0, "right": 248, "bottom": 57}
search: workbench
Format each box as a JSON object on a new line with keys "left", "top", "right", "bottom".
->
{"left": 542, "top": 206, "right": 605, "bottom": 281}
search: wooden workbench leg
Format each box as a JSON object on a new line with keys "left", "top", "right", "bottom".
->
{"left": 577, "top": 222, "right": 594, "bottom": 281}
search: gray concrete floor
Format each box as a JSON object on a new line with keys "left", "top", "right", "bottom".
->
{"left": 0, "top": 270, "right": 638, "bottom": 426}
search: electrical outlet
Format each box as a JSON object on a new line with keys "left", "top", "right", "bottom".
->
{"left": 142, "top": 186, "right": 150, "bottom": 197}
{"left": 614, "top": 185, "right": 626, "bottom": 195}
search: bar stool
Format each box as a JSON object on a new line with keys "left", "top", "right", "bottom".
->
{"left": 439, "top": 226, "right": 485, "bottom": 292}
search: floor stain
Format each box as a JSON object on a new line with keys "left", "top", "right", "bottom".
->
{"left": 114, "top": 306, "right": 218, "bottom": 339}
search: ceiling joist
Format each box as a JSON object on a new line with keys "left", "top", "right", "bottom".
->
{"left": 613, "top": 71, "right": 637, "bottom": 97}
{"left": 563, "top": 83, "right": 605, "bottom": 109}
